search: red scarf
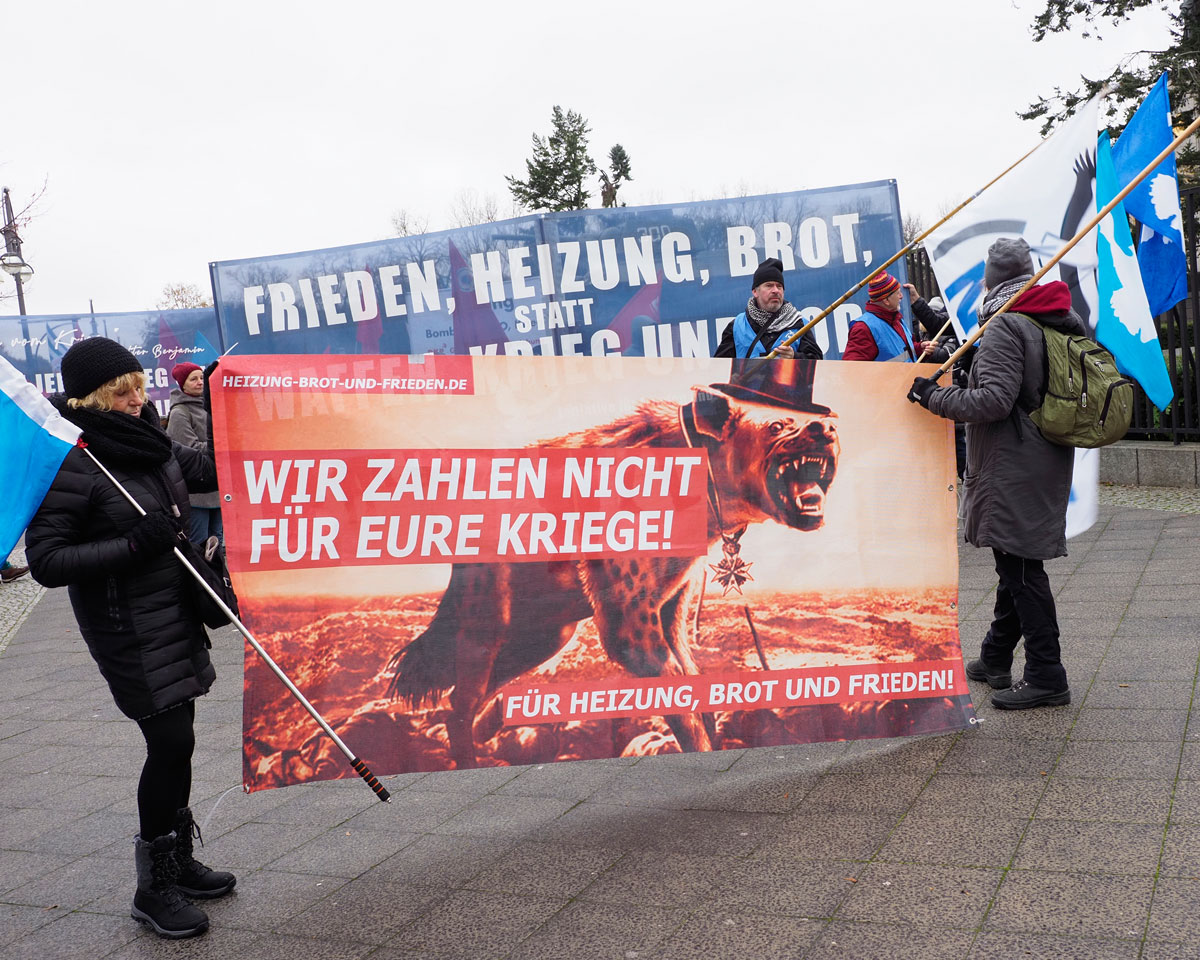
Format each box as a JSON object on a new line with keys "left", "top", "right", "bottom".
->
{"left": 1010, "top": 280, "right": 1073, "bottom": 315}
{"left": 864, "top": 301, "right": 902, "bottom": 323}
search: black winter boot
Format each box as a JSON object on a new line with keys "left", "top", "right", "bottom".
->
{"left": 992, "top": 679, "right": 1071, "bottom": 710}
{"left": 131, "top": 833, "right": 209, "bottom": 939}
{"left": 173, "top": 807, "right": 236, "bottom": 899}
{"left": 965, "top": 658, "right": 1012, "bottom": 690}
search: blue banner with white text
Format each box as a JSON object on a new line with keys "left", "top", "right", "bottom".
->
{"left": 209, "top": 183, "right": 907, "bottom": 361}
{"left": 0, "top": 309, "right": 223, "bottom": 419}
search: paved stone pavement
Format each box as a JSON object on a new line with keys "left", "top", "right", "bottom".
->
{"left": 1, "top": 491, "right": 1199, "bottom": 959}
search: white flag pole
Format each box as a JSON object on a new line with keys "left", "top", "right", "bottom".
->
{"left": 81, "top": 445, "right": 391, "bottom": 803}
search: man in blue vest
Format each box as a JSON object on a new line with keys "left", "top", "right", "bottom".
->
{"left": 714, "top": 258, "right": 823, "bottom": 359}
{"left": 843, "top": 271, "right": 934, "bottom": 362}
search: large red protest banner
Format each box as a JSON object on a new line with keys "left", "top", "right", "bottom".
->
{"left": 211, "top": 354, "right": 974, "bottom": 791}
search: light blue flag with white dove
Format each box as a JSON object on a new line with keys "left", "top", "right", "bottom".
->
{"left": 1095, "top": 132, "right": 1175, "bottom": 412}
{"left": 1111, "top": 72, "right": 1188, "bottom": 319}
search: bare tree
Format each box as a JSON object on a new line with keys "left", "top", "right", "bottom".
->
{"left": 449, "top": 189, "right": 500, "bottom": 228}
{"left": 935, "top": 195, "right": 963, "bottom": 221}
{"left": 715, "top": 179, "right": 759, "bottom": 199}
{"left": 156, "top": 282, "right": 212, "bottom": 310}
{"left": 902, "top": 212, "right": 926, "bottom": 245}
{"left": 391, "top": 208, "right": 431, "bottom": 237}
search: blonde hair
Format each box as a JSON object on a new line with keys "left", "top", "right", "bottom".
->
{"left": 67, "top": 371, "right": 148, "bottom": 411}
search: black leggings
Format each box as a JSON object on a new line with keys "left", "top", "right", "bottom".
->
{"left": 134, "top": 700, "right": 195, "bottom": 840}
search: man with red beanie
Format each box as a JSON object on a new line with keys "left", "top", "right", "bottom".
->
{"left": 907, "top": 237, "right": 1080, "bottom": 710}
{"left": 843, "top": 271, "right": 937, "bottom": 362}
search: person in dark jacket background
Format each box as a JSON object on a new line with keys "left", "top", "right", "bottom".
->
{"left": 907, "top": 238, "right": 1079, "bottom": 710}
{"left": 25, "top": 338, "right": 234, "bottom": 940}
{"left": 166, "top": 361, "right": 223, "bottom": 546}
{"left": 904, "top": 285, "right": 955, "bottom": 364}
{"left": 714, "top": 257, "right": 823, "bottom": 359}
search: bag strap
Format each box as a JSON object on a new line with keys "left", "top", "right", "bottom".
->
{"left": 742, "top": 322, "right": 774, "bottom": 358}
{"left": 1005, "top": 311, "right": 1052, "bottom": 418}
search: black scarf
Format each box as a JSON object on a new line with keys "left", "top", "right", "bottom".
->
{"left": 51, "top": 396, "right": 172, "bottom": 469}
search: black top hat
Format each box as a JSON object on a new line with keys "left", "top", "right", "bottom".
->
{"left": 706, "top": 359, "right": 831, "bottom": 415}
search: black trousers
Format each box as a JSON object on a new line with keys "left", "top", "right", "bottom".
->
{"left": 134, "top": 700, "right": 195, "bottom": 841}
{"left": 979, "top": 548, "right": 1068, "bottom": 692}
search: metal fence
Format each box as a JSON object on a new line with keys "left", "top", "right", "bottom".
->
{"left": 906, "top": 197, "right": 1200, "bottom": 443}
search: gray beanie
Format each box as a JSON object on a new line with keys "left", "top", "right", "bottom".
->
{"left": 984, "top": 237, "right": 1034, "bottom": 290}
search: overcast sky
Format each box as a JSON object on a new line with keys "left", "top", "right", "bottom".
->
{"left": 2, "top": 0, "right": 1174, "bottom": 316}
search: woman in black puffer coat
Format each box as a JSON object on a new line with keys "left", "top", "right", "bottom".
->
{"left": 25, "top": 338, "right": 234, "bottom": 941}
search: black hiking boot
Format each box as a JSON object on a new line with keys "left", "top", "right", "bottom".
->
{"left": 131, "top": 833, "right": 209, "bottom": 939}
{"left": 173, "top": 807, "right": 236, "bottom": 899}
{"left": 965, "top": 658, "right": 1012, "bottom": 690}
{"left": 992, "top": 679, "right": 1071, "bottom": 710}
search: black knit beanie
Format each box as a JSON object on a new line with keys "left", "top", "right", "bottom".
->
{"left": 984, "top": 237, "right": 1034, "bottom": 290}
{"left": 60, "top": 337, "right": 143, "bottom": 400}
{"left": 752, "top": 257, "right": 785, "bottom": 290}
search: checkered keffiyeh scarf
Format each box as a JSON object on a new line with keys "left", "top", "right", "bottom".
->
{"left": 745, "top": 296, "right": 801, "bottom": 337}
{"left": 979, "top": 275, "right": 1033, "bottom": 322}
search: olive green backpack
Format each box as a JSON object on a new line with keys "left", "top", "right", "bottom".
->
{"left": 1017, "top": 313, "right": 1135, "bottom": 448}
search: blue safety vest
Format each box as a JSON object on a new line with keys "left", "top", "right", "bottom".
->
{"left": 848, "top": 313, "right": 915, "bottom": 362}
{"left": 732, "top": 312, "right": 790, "bottom": 358}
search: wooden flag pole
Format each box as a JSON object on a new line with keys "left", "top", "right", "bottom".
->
{"left": 765, "top": 140, "right": 1044, "bottom": 358}
{"left": 914, "top": 314, "right": 957, "bottom": 363}
{"left": 927, "top": 112, "right": 1200, "bottom": 382}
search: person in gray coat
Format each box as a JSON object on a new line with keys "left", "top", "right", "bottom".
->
{"left": 907, "top": 237, "right": 1080, "bottom": 710}
{"left": 166, "top": 362, "right": 223, "bottom": 545}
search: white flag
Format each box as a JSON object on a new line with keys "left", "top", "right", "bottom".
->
{"left": 925, "top": 97, "right": 1102, "bottom": 338}
{"left": 1065, "top": 449, "right": 1098, "bottom": 540}
{"left": 926, "top": 100, "right": 1105, "bottom": 540}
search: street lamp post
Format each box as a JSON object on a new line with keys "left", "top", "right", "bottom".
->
{"left": 1, "top": 186, "right": 34, "bottom": 364}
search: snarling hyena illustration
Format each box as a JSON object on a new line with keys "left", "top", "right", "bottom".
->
{"left": 387, "top": 363, "right": 839, "bottom": 768}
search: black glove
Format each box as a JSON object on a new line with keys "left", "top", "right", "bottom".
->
{"left": 202, "top": 359, "right": 219, "bottom": 415}
{"left": 907, "top": 376, "right": 939, "bottom": 409}
{"left": 128, "top": 511, "right": 178, "bottom": 557}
